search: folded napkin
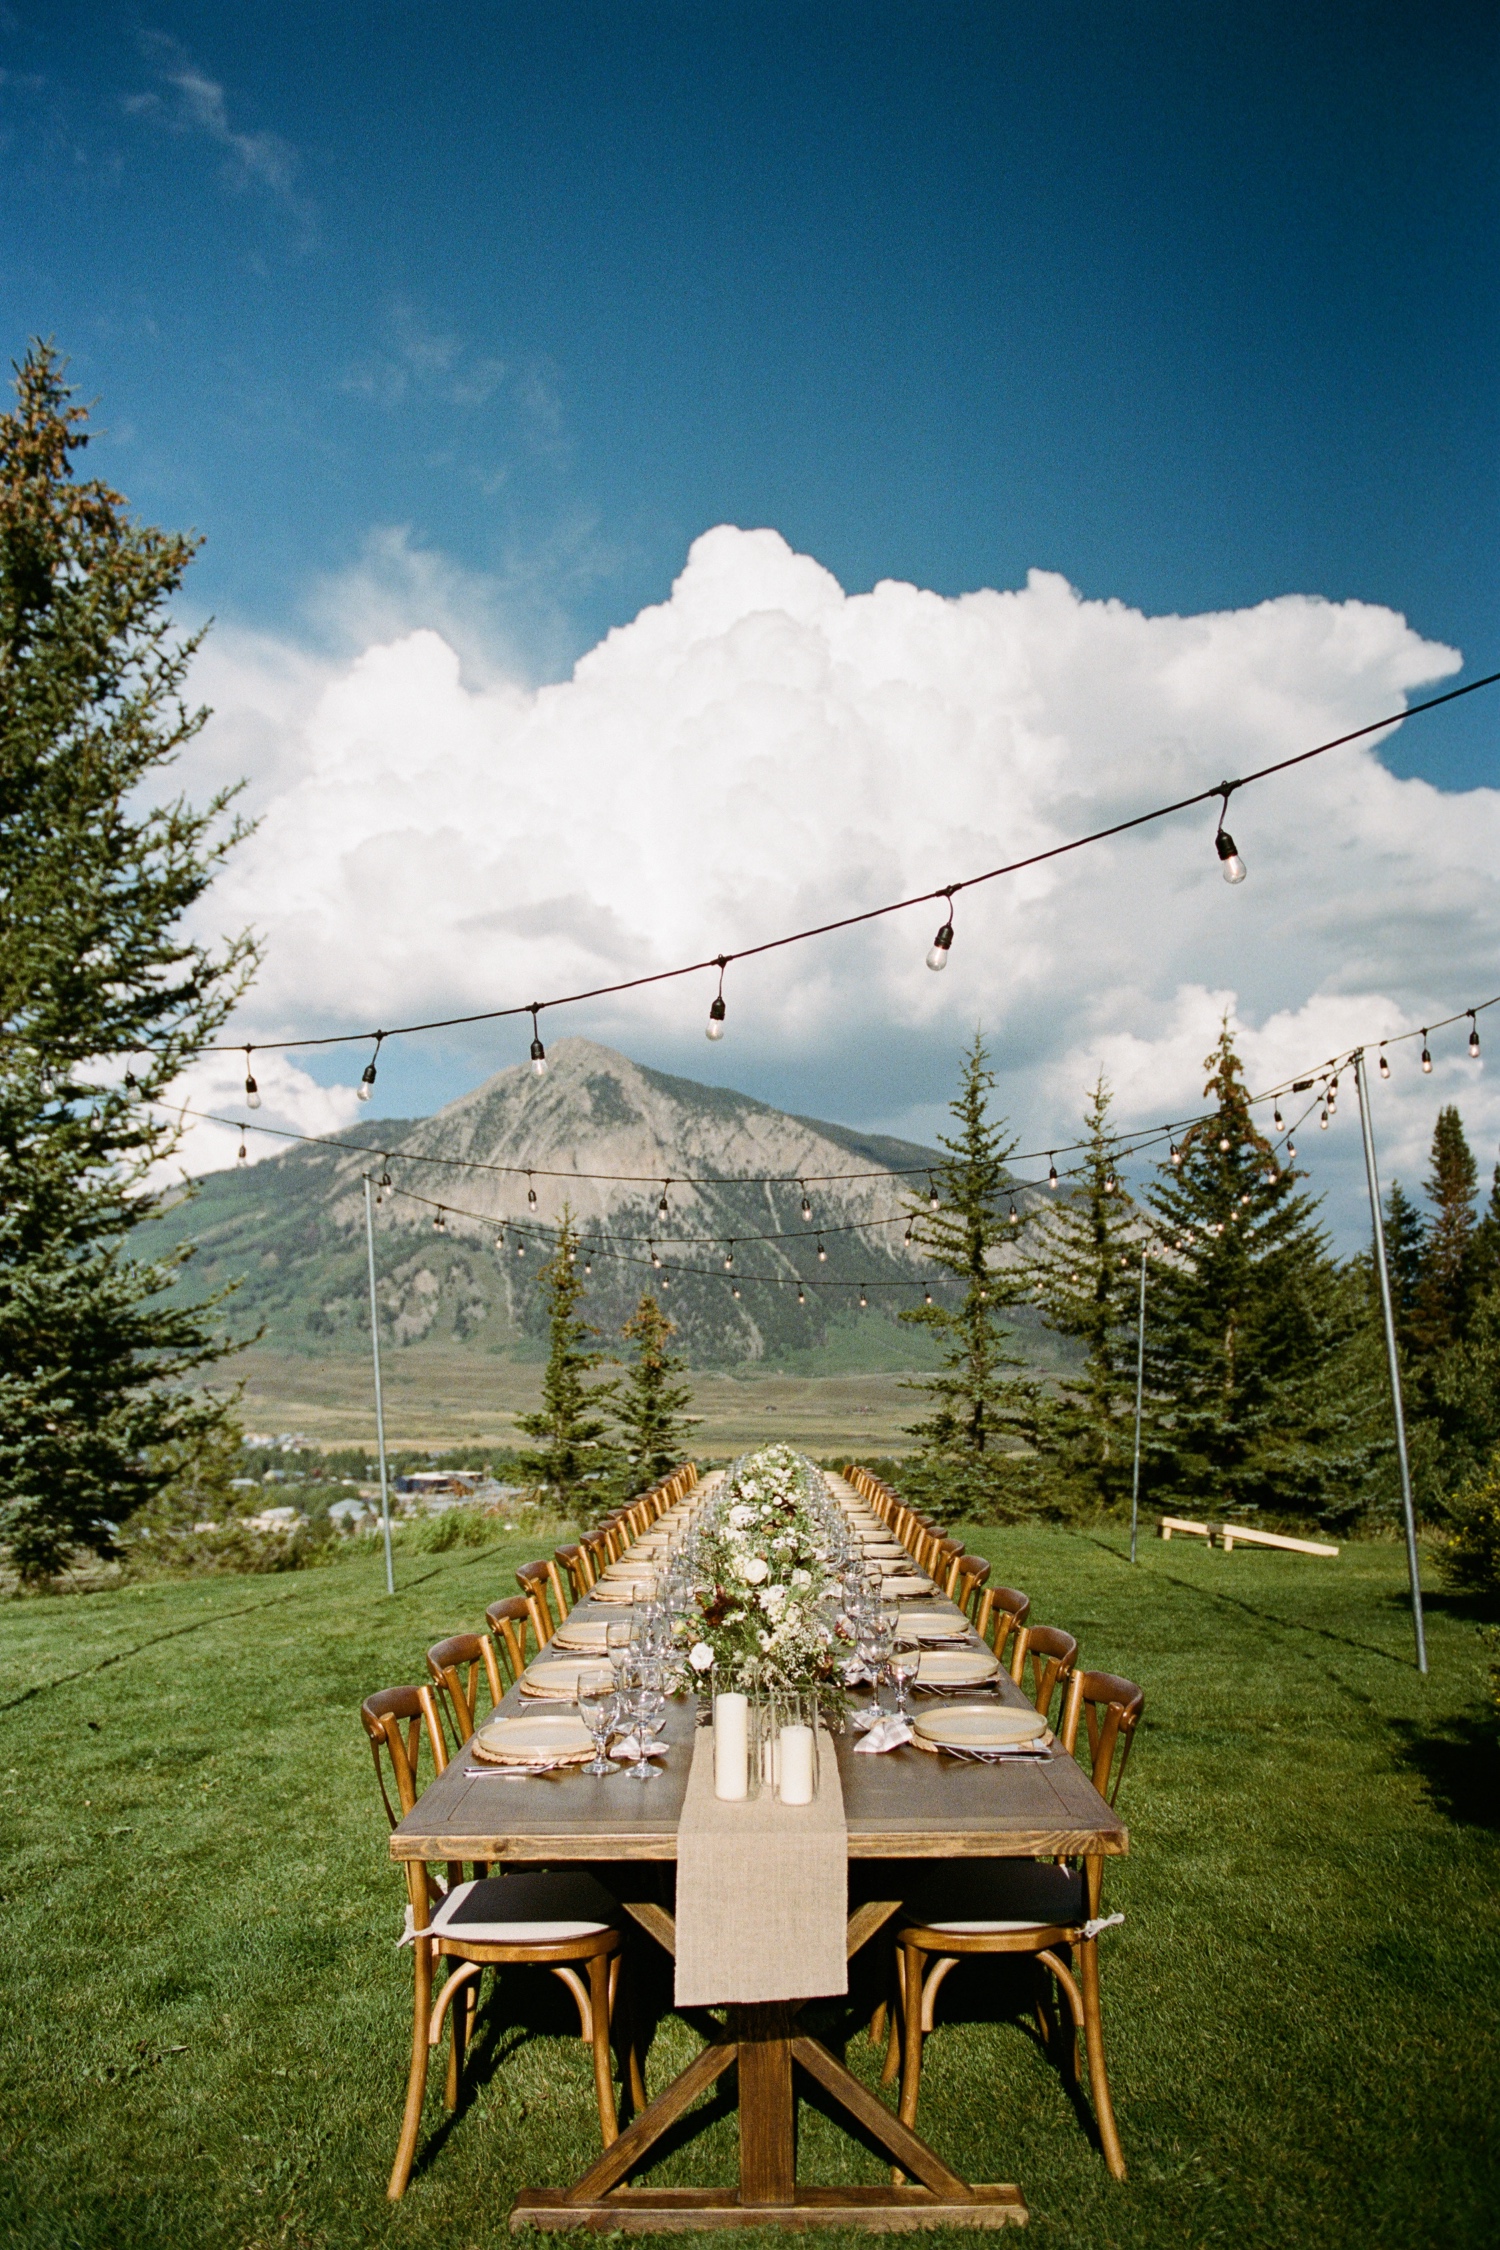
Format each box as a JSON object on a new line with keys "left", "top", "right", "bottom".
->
{"left": 853, "top": 1713, "right": 915, "bottom": 1753}
{"left": 610, "top": 1730, "right": 668, "bottom": 1763}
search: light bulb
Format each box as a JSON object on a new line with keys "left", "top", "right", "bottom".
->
{"left": 731, "top": 1282, "right": 741, "bottom": 1299}
{"left": 817, "top": 1237, "right": 827, "bottom": 1263}
{"left": 858, "top": 1289, "right": 867, "bottom": 1307}
{"left": 358, "top": 1042, "right": 379, "bottom": 1101}
{"left": 1378, "top": 1052, "right": 1390, "bottom": 1080}
{"left": 1169, "top": 1141, "right": 1181, "bottom": 1167}
{"left": 1008, "top": 1201, "right": 1019, "bottom": 1225}
{"left": 1264, "top": 1166, "right": 1277, "bottom": 1184}
{"left": 237, "top": 1140, "right": 247, "bottom": 1164}
{"left": 1104, "top": 1174, "right": 1116, "bottom": 1195}
{"left": 800, "top": 1190, "right": 812, "bottom": 1222}
{"left": 245, "top": 1073, "right": 260, "bottom": 1111}
{"left": 928, "top": 1180, "right": 940, "bottom": 1212}
{"left": 530, "top": 1036, "right": 547, "bottom": 1075}
{"left": 1287, "top": 1136, "right": 1296, "bottom": 1159}
{"left": 1215, "top": 828, "right": 1247, "bottom": 883}
{"left": 1320, "top": 1108, "right": 1329, "bottom": 1130}
{"left": 660, "top": 1272, "right": 669, "bottom": 1290}
{"left": 1048, "top": 1160, "right": 1058, "bottom": 1190}
{"left": 926, "top": 917, "right": 954, "bottom": 971}
{"left": 723, "top": 1245, "right": 734, "bottom": 1270}
{"left": 650, "top": 1245, "right": 660, "bottom": 1269}
{"left": 924, "top": 1288, "right": 933, "bottom": 1306}
{"left": 706, "top": 995, "right": 726, "bottom": 1041}
{"left": 584, "top": 1258, "right": 592, "bottom": 1277}
{"left": 658, "top": 1187, "right": 669, "bottom": 1222}
{"left": 380, "top": 1167, "right": 392, "bottom": 1190}
{"left": 797, "top": 1286, "right": 806, "bottom": 1305}
{"left": 495, "top": 1231, "right": 506, "bottom": 1252}
{"left": 1470, "top": 1015, "right": 1481, "bottom": 1059}
{"left": 434, "top": 1208, "right": 446, "bottom": 1230}
{"left": 516, "top": 1239, "right": 526, "bottom": 1257}
{"left": 527, "top": 1181, "right": 537, "bottom": 1208}
{"left": 1421, "top": 1033, "right": 1432, "bottom": 1073}
{"left": 1272, "top": 1107, "right": 1283, "bottom": 1129}
{"left": 1219, "top": 1136, "right": 1231, "bottom": 1153}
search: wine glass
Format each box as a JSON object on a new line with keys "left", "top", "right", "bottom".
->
{"left": 626, "top": 1667, "right": 666, "bottom": 1783}
{"left": 577, "top": 1666, "right": 620, "bottom": 1776}
{"left": 888, "top": 1638, "right": 920, "bottom": 1719}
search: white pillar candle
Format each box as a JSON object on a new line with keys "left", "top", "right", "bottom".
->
{"left": 778, "top": 1724, "right": 816, "bottom": 1805}
{"left": 713, "top": 1692, "right": 749, "bottom": 1800}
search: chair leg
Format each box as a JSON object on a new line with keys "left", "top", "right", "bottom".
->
{"left": 388, "top": 1939, "right": 433, "bottom": 2200}
{"left": 588, "top": 1951, "right": 620, "bottom": 2146}
{"left": 897, "top": 1943, "right": 926, "bottom": 2129}
{"left": 880, "top": 1954, "right": 904, "bottom": 2086}
{"left": 445, "top": 1963, "right": 469, "bottom": 2109}
{"left": 869, "top": 1998, "right": 887, "bottom": 2051}
{"left": 1078, "top": 1937, "right": 1127, "bottom": 2181}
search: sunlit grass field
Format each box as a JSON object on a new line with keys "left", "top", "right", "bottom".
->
{"left": 2, "top": 1523, "right": 1495, "bottom": 2250}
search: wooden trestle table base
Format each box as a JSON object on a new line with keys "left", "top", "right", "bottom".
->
{"left": 392, "top": 1648, "right": 1126, "bottom": 2230}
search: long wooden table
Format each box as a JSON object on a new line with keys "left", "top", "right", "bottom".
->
{"left": 392, "top": 1582, "right": 1127, "bottom": 2232}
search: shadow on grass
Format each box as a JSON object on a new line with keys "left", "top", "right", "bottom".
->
{"left": 1390, "top": 1710, "right": 1500, "bottom": 1830}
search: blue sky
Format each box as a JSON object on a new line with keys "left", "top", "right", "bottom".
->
{"left": 4, "top": 2, "right": 1496, "bottom": 778}
{"left": 3, "top": 4, "right": 1498, "bottom": 1239}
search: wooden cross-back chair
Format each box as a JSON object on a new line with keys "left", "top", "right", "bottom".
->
{"left": 881, "top": 1668, "right": 1145, "bottom": 2184}
{"left": 484, "top": 1596, "right": 532, "bottom": 1683}
{"left": 954, "top": 1553, "right": 991, "bottom": 1623}
{"left": 515, "top": 1559, "right": 561, "bottom": 1647}
{"left": 975, "top": 1584, "right": 1030, "bottom": 1669}
{"left": 935, "top": 1538, "right": 967, "bottom": 1600}
{"left": 425, "top": 1634, "right": 504, "bottom": 1752}
{"left": 580, "top": 1531, "right": 613, "bottom": 1587}
{"left": 558, "top": 1542, "right": 592, "bottom": 1602}
{"left": 544, "top": 1552, "right": 574, "bottom": 1623}
{"left": 360, "top": 1687, "right": 644, "bottom": 2202}
{"left": 1011, "top": 1623, "right": 1079, "bottom": 1727}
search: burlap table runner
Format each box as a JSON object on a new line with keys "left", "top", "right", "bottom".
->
{"left": 673, "top": 1726, "right": 848, "bottom": 2007}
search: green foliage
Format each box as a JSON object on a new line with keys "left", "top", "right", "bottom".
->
{"left": 1027, "top": 1073, "right": 1143, "bottom": 1515}
{"left": 513, "top": 1210, "right": 620, "bottom": 1524}
{"left": 1439, "top": 1449, "right": 1500, "bottom": 1603}
{"left": 1411, "top": 1105, "right": 1479, "bottom": 1358}
{"left": 899, "top": 1033, "right": 1038, "bottom": 1522}
{"left": 615, "top": 1291, "right": 694, "bottom": 1492}
{"left": 1142, "top": 1025, "right": 1374, "bottom": 1526}
{"left": 0, "top": 343, "right": 257, "bottom": 1581}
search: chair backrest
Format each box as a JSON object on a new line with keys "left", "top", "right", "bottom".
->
{"left": 1061, "top": 1670, "right": 1144, "bottom": 1804}
{"left": 558, "top": 1542, "right": 592, "bottom": 1600}
{"left": 426, "top": 1633, "right": 504, "bottom": 1746}
{"left": 516, "top": 1559, "right": 558, "bottom": 1645}
{"left": 977, "top": 1584, "right": 1030, "bottom": 1665}
{"left": 545, "top": 1552, "right": 574, "bottom": 1622}
{"left": 581, "top": 1531, "right": 612, "bottom": 1586}
{"left": 936, "top": 1538, "right": 966, "bottom": 1599}
{"left": 1012, "top": 1623, "right": 1079, "bottom": 1725}
{"left": 955, "top": 1553, "right": 991, "bottom": 1621}
{"left": 361, "top": 1684, "right": 448, "bottom": 1827}
{"left": 485, "top": 1597, "right": 531, "bottom": 1682}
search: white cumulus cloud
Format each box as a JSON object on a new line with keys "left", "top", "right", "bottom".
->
{"left": 170, "top": 526, "right": 1500, "bottom": 1238}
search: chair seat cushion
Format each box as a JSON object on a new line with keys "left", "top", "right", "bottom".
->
{"left": 903, "top": 1859, "right": 1087, "bottom": 1935}
{"left": 430, "top": 1870, "right": 619, "bottom": 1945}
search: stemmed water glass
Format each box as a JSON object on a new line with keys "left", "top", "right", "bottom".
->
{"left": 888, "top": 1637, "right": 920, "bottom": 1719}
{"left": 858, "top": 1613, "right": 894, "bottom": 1708}
{"left": 577, "top": 1666, "right": 620, "bottom": 1776}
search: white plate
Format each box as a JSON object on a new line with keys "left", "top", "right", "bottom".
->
{"left": 590, "top": 1579, "right": 645, "bottom": 1603}
{"left": 864, "top": 1542, "right": 907, "bottom": 1559}
{"left": 916, "top": 1648, "right": 999, "bottom": 1686}
{"left": 882, "top": 1574, "right": 933, "bottom": 1599}
{"left": 520, "top": 1656, "right": 616, "bottom": 1698}
{"left": 550, "top": 1618, "right": 611, "bottom": 1651}
{"left": 898, "top": 1616, "right": 974, "bottom": 1643}
{"left": 913, "top": 1703, "right": 1046, "bottom": 1749}
{"left": 471, "top": 1713, "right": 594, "bottom": 1763}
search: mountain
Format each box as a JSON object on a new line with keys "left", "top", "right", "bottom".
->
{"left": 137, "top": 1040, "right": 983, "bottom": 1371}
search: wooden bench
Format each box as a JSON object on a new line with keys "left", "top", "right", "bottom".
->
{"left": 1158, "top": 1516, "right": 1212, "bottom": 1542}
{"left": 1157, "top": 1515, "right": 1338, "bottom": 1557}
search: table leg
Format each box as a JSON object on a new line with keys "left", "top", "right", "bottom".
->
{"left": 734, "top": 2004, "right": 797, "bottom": 2206}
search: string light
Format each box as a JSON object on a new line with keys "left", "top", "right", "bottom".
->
{"left": 706, "top": 956, "right": 727, "bottom": 1041}
{"left": 924, "top": 1288, "right": 933, "bottom": 1306}
{"left": 928, "top": 1177, "right": 940, "bottom": 1212}
{"left": 731, "top": 1281, "right": 741, "bottom": 1300}
{"left": 529, "top": 1004, "right": 547, "bottom": 1076}
{"left": 236, "top": 1138, "right": 247, "bottom": 1164}
{"left": 244, "top": 1049, "right": 260, "bottom": 1110}
{"left": 859, "top": 1288, "right": 868, "bottom": 1307}
{"left": 358, "top": 1032, "right": 382, "bottom": 1102}
{"left": 1048, "top": 1157, "right": 1058, "bottom": 1190}
{"left": 495, "top": 1229, "right": 505, "bottom": 1252}
{"left": 723, "top": 1243, "right": 734, "bottom": 1270}
{"left": 658, "top": 1182, "right": 670, "bottom": 1224}
{"left": 1378, "top": 1050, "right": 1390, "bottom": 1080}
{"left": 1421, "top": 1031, "right": 1432, "bottom": 1073}
{"left": 797, "top": 1285, "right": 806, "bottom": 1305}
{"left": 1287, "top": 1136, "right": 1296, "bottom": 1159}
{"left": 904, "top": 1220, "right": 914, "bottom": 1246}
{"left": 1218, "top": 1135, "right": 1231, "bottom": 1153}
{"left": 380, "top": 1164, "right": 392, "bottom": 1190}
{"left": 527, "top": 1176, "right": 538, "bottom": 1209}
{"left": 817, "top": 1236, "right": 828, "bottom": 1262}
{"left": 515, "top": 1237, "right": 527, "bottom": 1258}
{"left": 1214, "top": 788, "right": 1247, "bottom": 883}
{"left": 1169, "top": 1140, "right": 1181, "bottom": 1166}
{"left": 1319, "top": 1108, "right": 1329, "bottom": 1129}
{"left": 434, "top": 1207, "right": 446, "bottom": 1230}
{"left": 650, "top": 1244, "right": 661, "bottom": 1268}
{"left": 926, "top": 889, "right": 956, "bottom": 971}
{"left": 1470, "top": 1012, "right": 1482, "bottom": 1059}
{"left": 584, "top": 1254, "right": 592, "bottom": 1276}
{"left": 1104, "top": 1172, "right": 1116, "bottom": 1194}
{"left": 800, "top": 1186, "right": 812, "bottom": 1222}
{"left": 1008, "top": 1200, "right": 1019, "bottom": 1225}
{"left": 1271, "top": 1107, "right": 1282, "bottom": 1130}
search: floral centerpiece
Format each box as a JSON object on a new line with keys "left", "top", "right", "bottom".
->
{"left": 673, "top": 1444, "right": 847, "bottom": 1717}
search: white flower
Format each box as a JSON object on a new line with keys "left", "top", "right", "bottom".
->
{"left": 738, "top": 1554, "right": 769, "bottom": 1584}
{"left": 790, "top": 1569, "right": 812, "bottom": 1590}
{"left": 689, "top": 1642, "right": 715, "bottom": 1673}
{"left": 760, "top": 1584, "right": 787, "bottom": 1613}
{"left": 758, "top": 1630, "right": 772, "bottom": 1651}
{"left": 728, "top": 1504, "right": 756, "bottom": 1528}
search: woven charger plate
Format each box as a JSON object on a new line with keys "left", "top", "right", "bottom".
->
{"left": 550, "top": 1618, "right": 611, "bottom": 1652}
{"left": 896, "top": 1613, "right": 970, "bottom": 1642}
{"left": 590, "top": 1579, "right": 646, "bottom": 1603}
{"left": 471, "top": 1714, "right": 594, "bottom": 1765}
{"left": 916, "top": 1647, "right": 1000, "bottom": 1687}
{"left": 882, "top": 1573, "right": 933, "bottom": 1599}
{"left": 520, "top": 1656, "right": 615, "bottom": 1699}
{"left": 913, "top": 1703, "right": 1049, "bottom": 1750}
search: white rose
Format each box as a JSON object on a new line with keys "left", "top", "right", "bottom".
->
{"left": 688, "top": 1642, "right": 715, "bottom": 1673}
{"left": 738, "top": 1555, "right": 769, "bottom": 1584}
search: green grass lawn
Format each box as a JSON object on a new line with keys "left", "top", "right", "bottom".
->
{"left": 2, "top": 1525, "right": 1496, "bottom": 2250}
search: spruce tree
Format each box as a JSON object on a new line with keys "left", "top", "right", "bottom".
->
{"left": 514, "top": 1211, "right": 620, "bottom": 1524}
{"left": 1143, "top": 1024, "right": 1369, "bottom": 1523}
{"left": 899, "top": 1034, "right": 1036, "bottom": 1522}
{"left": 1027, "top": 1073, "right": 1143, "bottom": 1513}
{"left": 1411, "top": 1106, "right": 1478, "bottom": 1358}
{"left": 616, "top": 1291, "right": 694, "bottom": 1493}
{"left": 1382, "top": 1180, "right": 1427, "bottom": 1361}
{"left": 0, "top": 344, "right": 257, "bottom": 1580}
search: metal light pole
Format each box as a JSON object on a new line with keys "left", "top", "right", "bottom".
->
{"left": 1353, "top": 1050, "right": 1427, "bottom": 1674}
{"left": 1129, "top": 1247, "right": 1148, "bottom": 1563}
{"left": 363, "top": 1172, "right": 395, "bottom": 1597}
